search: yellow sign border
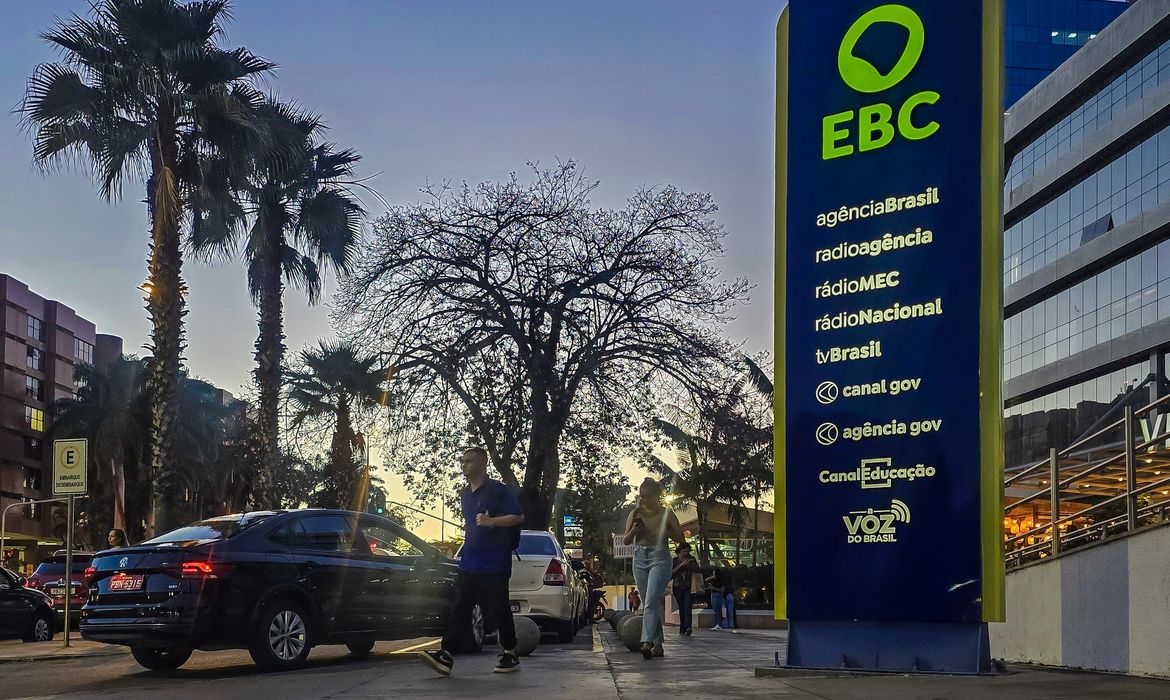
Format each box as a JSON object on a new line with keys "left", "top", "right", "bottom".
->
{"left": 52, "top": 438, "right": 89, "bottom": 496}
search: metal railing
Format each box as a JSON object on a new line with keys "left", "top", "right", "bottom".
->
{"left": 1005, "top": 392, "right": 1170, "bottom": 569}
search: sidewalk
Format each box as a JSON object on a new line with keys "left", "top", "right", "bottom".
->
{"left": 0, "top": 638, "right": 126, "bottom": 664}
{"left": 597, "top": 623, "right": 1170, "bottom": 699}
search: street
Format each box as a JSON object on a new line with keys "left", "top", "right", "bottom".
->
{"left": 0, "top": 630, "right": 606, "bottom": 700}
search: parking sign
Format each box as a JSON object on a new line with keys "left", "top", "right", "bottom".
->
{"left": 53, "top": 439, "right": 88, "bottom": 496}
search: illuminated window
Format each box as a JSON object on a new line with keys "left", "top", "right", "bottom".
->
{"left": 24, "top": 406, "right": 44, "bottom": 433}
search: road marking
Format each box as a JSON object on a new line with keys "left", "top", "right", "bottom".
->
{"left": 390, "top": 638, "right": 441, "bottom": 654}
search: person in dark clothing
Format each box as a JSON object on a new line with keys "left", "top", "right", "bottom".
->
{"left": 671, "top": 542, "right": 699, "bottom": 636}
{"left": 420, "top": 447, "right": 525, "bottom": 677}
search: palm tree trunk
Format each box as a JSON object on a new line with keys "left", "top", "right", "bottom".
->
{"left": 111, "top": 458, "right": 126, "bottom": 532}
{"left": 329, "top": 396, "right": 356, "bottom": 509}
{"left": 254, "top": 240, "right": 284, "bottom": 510}
{"left": 145, "top": 123, "right": 185, "bottom": 538}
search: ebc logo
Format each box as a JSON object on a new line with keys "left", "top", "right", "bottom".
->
{"left": 822, "top": 4, "right": 939, "bottom": 161}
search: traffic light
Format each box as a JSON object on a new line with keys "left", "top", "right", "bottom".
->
{"left": 368, "top": 490, "right": 386, "bottom": 515}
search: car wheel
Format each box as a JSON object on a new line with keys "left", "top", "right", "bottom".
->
{"left": 131, "top": 646, "right": 192, "bottom": 671}
{"left": 556, "top": 618, "right": 575, "bottom": 643}
{"left": 250, "top": 600, "right": 313, "bottom": 672}
{"left": 23, "top": 612, "right": 54, "bottom": 643}
{"left": 346, "top": 640, "right": 375, "bottom": 657}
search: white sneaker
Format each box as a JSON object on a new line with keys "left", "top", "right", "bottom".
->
{"left": 711, "top": 625, "right": 722, "bottom": 630}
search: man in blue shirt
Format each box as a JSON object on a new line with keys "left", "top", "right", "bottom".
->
{"left": 420, "top": 447, "right": 524, "bottom": 676}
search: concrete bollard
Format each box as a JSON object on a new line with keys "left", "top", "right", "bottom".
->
{"left": 513, "top": 616, "right": 541, "bottom": 657}
{"left": 619, "top": 614, "right": 644, "bottom": 652}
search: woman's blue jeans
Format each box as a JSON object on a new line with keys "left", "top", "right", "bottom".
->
{"left": 632, "top": 545, "right": 670, "bottom": 645}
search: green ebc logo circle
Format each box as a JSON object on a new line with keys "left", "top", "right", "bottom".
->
{"left": 838, "top": 4, "right": 925, "bottom": 93}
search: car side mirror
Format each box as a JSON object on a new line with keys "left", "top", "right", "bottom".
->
{"left": 16, "top": 577, "right": 27, "bottom": 587}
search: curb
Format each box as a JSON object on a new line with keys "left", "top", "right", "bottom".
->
{"left": 0, "top": 647, "right": 127, "bottom": 664}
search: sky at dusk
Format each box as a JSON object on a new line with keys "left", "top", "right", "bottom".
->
{"left": 0, "top": 1, "right": 783, "bottom": 533}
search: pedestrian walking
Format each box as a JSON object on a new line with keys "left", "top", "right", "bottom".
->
{"left": 707, "top": 565, "right": 737, "bottom": 631}
{"left": 628, "top": 587, "right": 641, "bottom": 612}
{"left": 671, "top": 542, "right": 699, "bottom": 636}
{"left": 622, "top": 477, "right": 685, "bottom": 659}
{"left": 420, "top": 447, "right": 525, "bottom": 677}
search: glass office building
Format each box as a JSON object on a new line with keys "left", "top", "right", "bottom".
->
{"left": 1006, "top": 0, "right": 1129, "bottom": 107}
{"left": 1003, "top": 1, "right": 1170, "bottom": 472}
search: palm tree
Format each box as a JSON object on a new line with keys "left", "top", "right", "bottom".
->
{"left": 194, "top": 101, "right": 364, "bottom": 509}
{"left": 52, "top": 357, "right": 147, "bottom": 540}
{"left": 22, "top": 0, "right": 273, "bottom": 535}
{"left": 287, "top": 341, "right": 387, "bottom": 509}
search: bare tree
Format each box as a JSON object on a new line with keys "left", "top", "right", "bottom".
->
{"left": 337, "top": 162, "right": 746, "bottom": 527}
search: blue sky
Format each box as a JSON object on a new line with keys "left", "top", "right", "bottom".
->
{"left": 0, "top": 1, "right": 781, "bottom": 397}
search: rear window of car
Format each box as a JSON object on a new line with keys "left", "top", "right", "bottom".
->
{"left": 33, "top": 556, "right": 92, "bottom": 576}
{"left": 517, "top": 533, "right": 559, "bottom": 556}
{"left": 143, "top": 515, "right": 271, "bottom": 545}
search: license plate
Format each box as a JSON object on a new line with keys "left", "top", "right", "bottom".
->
{"left": 108, "top": 574, "right": 145, "bottom": 591}
{"left": 50, "top": 587, "right": 67, "bottom": 596}
{"left": 510, "top": 601, "right": 521, "bottom": 613}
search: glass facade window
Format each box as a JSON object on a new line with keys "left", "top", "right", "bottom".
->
{"left": 1005, "top": 0, "right": 1128, "bottom": 108}
{"left": 22, "top": 468, "right": 41, "bottom": 491}
{"left": 1005, "top": 123, "right": 1170, "bottom": 287}
{"left": 26, "top": 315, "right": 44, "bottom": 342}
{"left": 26, "top": 347, "right": 43, "bottom": 372}
{"left": 23, "top": 437, "right": 43, "bottom": 461}
{"left": 24, "top": 376, "right": 43, "bottom": 402}
{"left": 1005, "top": 240, "right": 1170, "bottom": 380}
{"left": 1004, "top": 361, "right": 1148, "bottom": 469}
{"left": 24, "top": 406, "right": 44, "bottom": 433}
{"left": 74, "top": 338, "right": 93, "bottom": 365}
{"left": 1007, "top": 36, "right": 1170, "bottom": 192}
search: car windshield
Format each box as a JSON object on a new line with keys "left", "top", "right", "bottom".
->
{"left": 516, "top": 533, "right": 559, "bottom": 556}
{"left": 33, "top": 557, "right": 91, "bottom": 576}
{"left": 143, "top": 514, "right": 272, "bottom": 545}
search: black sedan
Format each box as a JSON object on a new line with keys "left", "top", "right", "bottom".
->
{"left": 81, "top": 510, "right": 480, "bottom": 672}
{"left": 0, "top": 566, "right": 56, "bottom": 642}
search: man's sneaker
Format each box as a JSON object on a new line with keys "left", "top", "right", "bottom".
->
{"left": 418, "top": 649, "right": 454, "bottom": 677}
{"left": 711, "top": 624, "right": 723, "bottom": 630}
{"left": 494, "top": 651, "right": 521, "bottom": 673}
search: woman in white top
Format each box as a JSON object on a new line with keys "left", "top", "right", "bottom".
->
{"left": 622, "top": 477, "right": 686, "bottom": 659}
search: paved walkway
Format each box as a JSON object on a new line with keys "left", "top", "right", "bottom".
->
{"left": 597, "top": 623, "right": 1170, "bottom": 699}
{"left": 0, "top": 638, "right": 125, "bottom": 664}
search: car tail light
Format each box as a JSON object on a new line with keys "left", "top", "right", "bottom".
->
{"left": 180, "top": 561, "right": 217, "bottom": 578}
{"left": 544, "top": 559, "right": 566, "bottom": 586}
{"left": 83, "top": 567, "right": 96, "bottom": 584}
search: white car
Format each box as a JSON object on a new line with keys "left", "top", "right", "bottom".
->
{"left": 508, "top": 530, "right": 584, "bottom": 642}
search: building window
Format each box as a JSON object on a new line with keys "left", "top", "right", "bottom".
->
{"left": 26, "top": 315, "right": 44, "bottom": 342}
{"left": 74, "top": 338, "right": 93, "bottom": 365}
{"left": 26, "top": 347, "right": 43, "bottom": 372}
{"left": 24, "top": 406, "right": 44, "bottom": 433}
{"left": 25, "top": 376, "right": 43, "bottom": 402}
{"left": 22, "top": 468, "right": 42, "bottom": 491}
{"left": 23, "top": 437, "right": 43, "bottom": 461}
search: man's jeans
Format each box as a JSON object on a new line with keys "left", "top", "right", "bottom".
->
{"left": 632, "top": 545, "right": 670, "bottom": 645}
{"left": 710, "top": 592, "right": 735, "bottom": 629}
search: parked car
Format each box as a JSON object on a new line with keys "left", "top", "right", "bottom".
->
{"left": 26, "top": 552, "right": 93, "bottom": 623}
{"left": 80, "top": 510, "right": 480, "bottom": 672}
{"left": 0, "top": 566, "right": 56, "bottom": 642}
{"left": 506, "top": 531, "right": 584, "bottom": 642}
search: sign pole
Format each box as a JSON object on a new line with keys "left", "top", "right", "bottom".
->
{"left": 63, "top": 496, "right": 74, "bottom": 648}
{"left": 52, "top": 438, "right": 88, "bottom": 649}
